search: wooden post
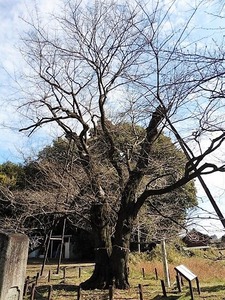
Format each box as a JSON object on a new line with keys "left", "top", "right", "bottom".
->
{"left": 188, "top": 280, "right": 194, "bottom": 300}
{"left": 47, "top": 285, "right": 52, "bottom": 300}
{"left": 36, "top": 272, "right": 40, "bottom": 285}
{"left": 181, "top": 276, "right": 184, "bottom": 286}
{"left": 176, "top": 275, "right": 182, "bottom": 292}
{"left": 196, "top": 277, "right": 201, "bottom": 294}
{"left": 161, "top": 239, "right": 170, "bottom": 287}
{"left": 23, "top": 281, "right": 28, "bottom": 297}
{"left": 142, "top": 267, "right": 145, "bottom": 279}
{"left": 30, "top": 283, "right": 36, "bottom": 300}
{"left": 48, "top": 270, "right": 51, "bottom": 283}
{"left": 78, "top": 267, "right": 81, "bottom": 278}
{"left": 77, "top": 286, "right": 82, "bottom": 300}
{"left": 63, "top": 267, "right": 66, "bottom": 282}
{"left": 160, "top": 280, "right": 167, "bottom": 297}
{"left": 154, "top": 268, "right": 158, "bottom": 280}
{"left": 138, "top": 284, "right": 143, "bottom": 300}
{"left": 109, "top": 285, "right": 114, "bottom": 300}
{"left": 23, "top": 276, "right": 29, "bottom": 296}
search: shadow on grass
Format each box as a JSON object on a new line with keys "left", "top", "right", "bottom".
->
{"left": 151, "top": 296, "right": 180, "bottom": 299}
{"left": 33, "top": 284, "right": 112, "bottom": 300}
{"left": 32, "top": 284, "right": 79, "bottom": 299}
{"left": 200, "top": 284, "right": 225, "bottom": 293}
{"left": 52, "top": 284, "right": 79, "bottom": 291}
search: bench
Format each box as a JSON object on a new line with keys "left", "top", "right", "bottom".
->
{"left": 174, "top": 264, "right": 200, "bottom": 300}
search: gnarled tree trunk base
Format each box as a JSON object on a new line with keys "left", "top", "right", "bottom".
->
{"left": 80, "top": 247, "right": 130, "bottom": 290}
{"left": 80, "top": 259, "right": 111, "bottom": 290}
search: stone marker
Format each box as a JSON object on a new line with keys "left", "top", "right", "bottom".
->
{"left": 0, "top": 231, "right": 29, "bottom": 300}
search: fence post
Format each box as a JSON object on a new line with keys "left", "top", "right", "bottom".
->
{"left": 48, "top": 270, "right": 51, "bottom": 283}
{"left": 23, "top": 276, "right": 29, "bottom": 296}
{"left": 30, "top": 283, "right": 36, "bottom": 300}
{"left": 77, "top": 286, "right": 82, "bottom": 300}
{"left": 63, "top": 267, "right": 66, "bottom": 282}
{"left": 36, "top": 272, "right": 40, "bottom": 285}
{"left": 154, "top": 268, "right": 158, "bottom": 280}
{"left": 47, "top": 285, "right": 52, "bottom": 300}
{"left": 109, "top": 285, "right": 114, "bottom": 300}
{"left": 160, "top": 279, "right": 167, "bottom": 297}
{"left": 142, "top": 268, "right": 145, "bottom": 279}
{"left": 78, "top": 267, "right": 81, "bottom": 278}
{"left": 138, "top": 284, "right": 143, "bottom": 300}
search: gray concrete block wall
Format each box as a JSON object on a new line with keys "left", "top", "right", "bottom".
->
{"left": 0, "top": 232, "right": 29, "bottom": 300}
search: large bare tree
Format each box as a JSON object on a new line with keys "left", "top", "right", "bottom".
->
{"left": 18, "top": 0, "right": 225, "bottom": 289}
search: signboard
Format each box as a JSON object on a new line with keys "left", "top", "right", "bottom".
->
{"left": 175, "top": 264, "right": 197, "bottom": 281}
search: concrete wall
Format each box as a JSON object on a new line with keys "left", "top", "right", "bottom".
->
{"left": 0, "top": 232, "right": 29, "bottom": 300}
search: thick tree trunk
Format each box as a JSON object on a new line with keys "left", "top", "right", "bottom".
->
{"left": 110, "top": 241, "right": 130, "bottom": 289}
{"left": 80, "top": 202, "right": 112, "bottom": 289}
{"left": 80, "top": 201, "right": 134, "bottom": 290}
{"left": 80, "top": 247, "right": 111, "bottom": 289}
{"left": 110, "top": 207, "right": 134, "bottom": 289}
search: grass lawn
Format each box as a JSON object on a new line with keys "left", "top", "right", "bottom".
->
{"left": 23, "top": 247, "right": 225, "bottom": 299}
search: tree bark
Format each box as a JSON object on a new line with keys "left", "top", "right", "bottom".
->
{"left": 80, "top": 202, "right": 112, "bottom": 289}
{"left": 80, "top": 201, "right": 135, "bottom": 289}
{"left": 110, "top": 224, "right": 131, "bottom": 288}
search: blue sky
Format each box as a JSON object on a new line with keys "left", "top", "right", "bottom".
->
{"left": 0, "top": 0, "right": 61, "bottom": 162}
{"left": 0, "top": 0, "right": 225, "bottom": 237}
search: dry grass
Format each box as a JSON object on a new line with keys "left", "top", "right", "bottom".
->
{"left": 24, "top": 247, "right": 225, "bottom": 299}
{"left": 136, "top": 256, "right": 225, "bottom": 283}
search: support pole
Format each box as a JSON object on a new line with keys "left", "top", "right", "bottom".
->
{"left": 196, "top": 277, "right": 201, "bottom": 295}
{"left": 161, "top": 239, "right": 170, "bottom": 287}
{"left": 176, "top": 275, "right": 182, "bottom": 292}
{"left": 188, "top": 280, "right": 194, "bottom": 300}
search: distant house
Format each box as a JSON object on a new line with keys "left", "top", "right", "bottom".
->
{"left": 182, "top": 229, "right": 211, "bottom": 247}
